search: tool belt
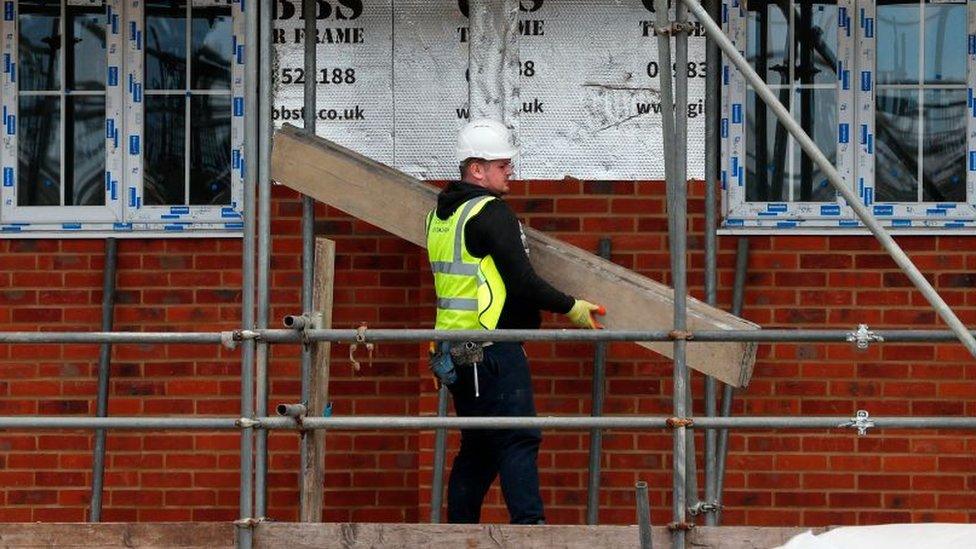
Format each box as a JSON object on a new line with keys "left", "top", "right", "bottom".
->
{"left": 428, "top": 341, "right": 489, "bottom": 389}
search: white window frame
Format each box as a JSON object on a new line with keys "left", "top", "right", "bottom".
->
{"left": 721, "top": 0, "right": 976, "bottom": 231}
{"left": 0, "top": 0, "right": 244, "bottom": 236}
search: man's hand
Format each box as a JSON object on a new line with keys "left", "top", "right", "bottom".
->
{"left": 566, "top": 299, "right": 606, "bottom": 329}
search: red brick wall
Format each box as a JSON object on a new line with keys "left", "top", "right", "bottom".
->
{"left": 0, "top": 181, "right": 974, "bottom": 526}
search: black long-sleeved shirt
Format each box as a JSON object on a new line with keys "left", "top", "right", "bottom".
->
{"left": 433, "top": 181, "right": 575, "bottom": 329}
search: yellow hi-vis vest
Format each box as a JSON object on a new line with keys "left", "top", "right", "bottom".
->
{"left": 426, "top": 196, "right": 507, "bottom": 330}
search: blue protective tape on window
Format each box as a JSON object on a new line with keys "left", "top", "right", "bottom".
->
{"left": 821, "top": 204, "right": 841, "bottom": 216}
{"left": 225, "top": 222, "right": 244, "bottom": 229}
{"left": 860, "top": 71, "right": 871, "bottom": 91}
{"left": 113, "top": 223, "right": 133, "bottom": 231}
{"left": 62, "top": 224, "right": 82, "bottom": 230}
{"left": 864, "top": 17, "right": 873, "bottom": 38}
{"left": 164, "top": 224, "right": 186, "bottom": 231}
{"left": 3, "top": 2, "right": 12, "bottom": 21}
{"left": 170, "top": 206, "right": 190, "bottom": 215}
{"left": 3, "top": 167, "right": 12, "bottom": 187}
{"left": 776, "top": 221, "right": 798, "bottom": 228}
{"left": 767, "top": 203, "right": 788, "bottom": 213}
{"left": 839, "top": 123, "right": 849, "bottom": 144}
{"left": 129, "top": 135, "right": 139, "bottom": 155}
{"left": 874, "top": 205, "right": 893, "bottom": 216}
{"left": 108, "top": 66, "right": 118, "bottom": 86}
{"left": 926, "top": 208, "right": 947, "bottom": 217}
{"left": 892, "top": 219, "right": 911, "bottom": 227}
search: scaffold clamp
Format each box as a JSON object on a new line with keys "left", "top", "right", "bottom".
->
{"left": 841, "top": 409, "right": 875, "bottom": 436}
{"left": 846, "top": 324, "right": 883, "bottom": 351}
{"left": 221, "top": 330, "right": 261, "bottom": 350}
{"left": 666, "top": 417, "right": 694, "bottom": 429}
{"left": 668, "top": 330, "right": 694, "bottom": 341}
{"left": 688, "top": 501, "right": 722, "bottom": 516}
{"left": 233, "top": 517, "right": 267, "bottom": 529}
{"left": 236, "top": 417, "right": 260, "bottom": 429}
{"left": 656, "top": 22, "right": 697, "bottom": 35}
{"left": 667, "top": 521, "right": 695, "bottom": 531}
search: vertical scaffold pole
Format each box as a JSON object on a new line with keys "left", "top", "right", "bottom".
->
{"left": 299, "top": 0, "right": 319, "bottom": 523}
{"left": 586, "top": 238, "right": 612, "bottom": 525}
{"left": 238, "top": 0, "right": 259, "bottom": 546}
{"left": 702, "top": 0, "right": 720, "bottom": 526}
{"left": 255, "top": 0, "right": 273, "bottom": 520}
{"left": 653, "top": 0, "right": 690, "bottom": 545}
{"left": 90, "top": 238, "right": 117, "bottom": 522}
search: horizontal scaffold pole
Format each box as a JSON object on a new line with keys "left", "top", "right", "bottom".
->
{"left": 1, "top": 416, "right": 975, "bottom": 431}
{"left": 0, "top": 329, "right": 973, "bottom": 345}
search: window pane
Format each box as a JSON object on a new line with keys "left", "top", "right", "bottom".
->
{"left": 189, "top": 95, "right": 231, "bottom": 205}
{"left": 18, "top": 0, "right": 61, "bottom": 92}
{"left": 17, "top": 96, "right": 61, "bottom": 206}
{"left": 794, "top": 1, "right": 838, "bottom": 86}
{"left": 923, "top": 2, "right": 966, "bottom": 84}
{"left": 65, "top": 96, "right": 106, "bottom": 206}
{"left": 746, "top": 0, "right": 790, "bottom": 86}
{"left": 922, "top": 89, "right": 966, "bottom": 202}
{"left": 875, "top": 89, "right": 920, "bottom": 202}
{"left": 66, "top": 2, "right": 106, "bottom": 91}
{"left": 191, "top": 6, "right": 233, "bottom": 89}
{"left": 144, "top": 95, "right": 186, "bottom": 205}
{"left": 146, "top": 0, "right": 187, "bottom": 90}
{"left": 746, "top": 87, "right": 793, "bottom": 202}
{"left": 791, "top": 88, "right": 837, "bottom": 202}
{"left": 877, "top": 0, "right": 920, "bottom": 85}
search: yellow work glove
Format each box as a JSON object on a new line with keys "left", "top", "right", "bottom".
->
{"left": 565, "top": 299, "right": 606, "bottom": 329}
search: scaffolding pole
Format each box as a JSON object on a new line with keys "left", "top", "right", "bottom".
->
{"left": 0, "top": 328, "right": 973, "bottom": 345}
{"left": 653, "top": 0, "right": 690, "bottom": 542}
{"left": 238, "top": 2, "right": 259, "bottom": 547}
{"left": 299, "top": 0, "right": 319, "bottom": 523}
{"left": 89, "top": 238, "right": 118, "bottom": 523}
{"left": 254, "top": 0, "right": 273, "bottom": 520}
{"left": 2, "top": 415, "right": 976, "bottom": 431}
{"left": 701, "top": 0, "right": 720, "bottom": 527}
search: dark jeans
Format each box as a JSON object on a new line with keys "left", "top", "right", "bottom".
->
{"left": 446, "top": 342, "right": 544, "bottom": 524}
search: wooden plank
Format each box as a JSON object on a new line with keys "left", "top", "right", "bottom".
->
{"left": 271, "top": 124, "right": 759, "bottom": 387}
{"left": 255, "top": 523, "right": 821, "bottom": 549}
{"left": 0, "top": 523, "right": 825, "bottom": 548}
{"left": 300, "top": 238, "right": 336, "bottom": 522}
{"left": 0, "top": 523, "right": 234, "bottom": 547}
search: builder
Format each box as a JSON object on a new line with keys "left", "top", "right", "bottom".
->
{"left": 426, "top": 118, "right": 605, "bottom": 524}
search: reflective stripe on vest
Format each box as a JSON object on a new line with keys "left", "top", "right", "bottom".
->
{"left": 426, "top": 195, "right": 507, "bottom": 330}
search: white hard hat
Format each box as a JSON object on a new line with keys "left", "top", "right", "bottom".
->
{"left": 456, "top": 118, "right": 517, "bottom": 162}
